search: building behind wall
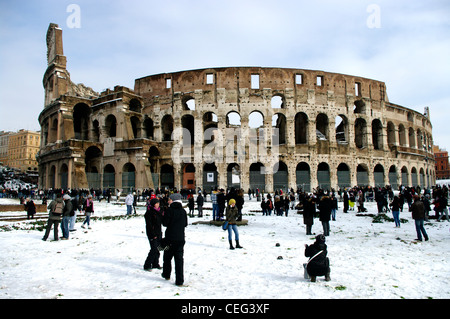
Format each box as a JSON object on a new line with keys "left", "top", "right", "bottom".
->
{"left": 37, "top": 23, "right": 436, "bottom": 193}
{"left": 1, "top": 130, "right": 40, "bottom": 172}
{"left": 434, "top": 146, "right": 450, "bottom": 180}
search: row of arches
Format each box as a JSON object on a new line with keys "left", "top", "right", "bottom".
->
{"left": 41, "top": 101, "right": 432, "bottom": 157}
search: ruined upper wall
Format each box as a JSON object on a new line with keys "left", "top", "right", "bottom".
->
{"left": 134, "top": 67, "right": 388, "bottom": 107}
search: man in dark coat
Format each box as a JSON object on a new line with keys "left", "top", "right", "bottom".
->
{"left": 161, "top": 193, "right": 188, "bottom": 286}
{"left": 411, "top": 195, "right": 429, "bottom": 241}
{"left": 304, "top": 234, "right": 331, "bottom": 282}
{"left": 318, "top": 194, "right": 332, "bottom": 236}
{"left": 302, "top": 195, "right": 315, "bottom": 235}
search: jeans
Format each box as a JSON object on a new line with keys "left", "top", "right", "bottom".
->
{"left": 414, "top": 219, "right": 428, "bottom": 241}
{"left": 61, "top": 216, "right": 70, "bottom": 239}
{"left": 392, "top": 211, "right": 400, "bottom": 227}
{"left": 331, "top": 209, "right": 336, "bottom": 220}
{"left": 126, "top": 205, "right": 132, "bottom": 215}
{"left": 212, "top": 204, "right": 219, "bottom": 220}
{"left": 227, "top": 224, "right": 239, "bottom": 241}
{"left": 83, "top": 212, "right": 91, "bottom": 226}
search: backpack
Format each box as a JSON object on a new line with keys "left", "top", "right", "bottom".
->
{"left": 52, "top": 201, "right": 64, "bottom": 216}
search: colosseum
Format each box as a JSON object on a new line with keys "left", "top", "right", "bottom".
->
{"left": 37, "top": 23, "right": 435, "bottom": 194}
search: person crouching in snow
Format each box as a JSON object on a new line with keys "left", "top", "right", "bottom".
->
{"left": 304, "top": 234, "right": 330, "bottom": 282}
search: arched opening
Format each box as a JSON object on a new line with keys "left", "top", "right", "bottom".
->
{"left": 103, "top": 164, "right": 116, "bottom": 189}
{"left": 401, "top": 166, "right": 408, "bottom": 186}
{"left": 387, "top": 121, "right": 395, "bottom": 146}
{"left": 408, "top": 127, "right": 416, "bottom": 148}
{"left": 355, "top": 118, "right": 367, "bottom": 149}
{"left": 161, "top": 115, "right": 174, "bottom": 141}
{"left": 356, "top": 164, "right": 369, "bottom": 186}
{"left": 227, "top": 163, "right": 241, "bottom": 189}
{"left": 130, "top": 116, "right": 141, "bottom": 139}
{"left": 389, "top": 165, "right": 398, "bottom": 189}
{"left": 372, "top": 119, "right": 383, "bottom": 150}
{"left": 249, "top": 162, "right": 265, "bottom": 191}
{"left": 181, "top": 114, "right": 195, "bottom": 145}
{"left": 182, "top": 96, "right": 195, "bottom": 111}
{"left": 374, "top": 164, "right": 385, "bottom": 187}
{"left": 337, "top": 163, "right": 351, "bottom": 189}
{"left": 122, "top": 163, "right": 136, "bottom": 193}
{"left": 271, "top": 94, "right": 284, "bottom": 109}
{"left": 73, "top": 103, "right": 90, "bottom": 140}
{"left": 295, "top": 112, "right": 308, "bottom": 144}
{"left": 335, "top": 115, "right": 348, "bottom": 144}
{"left": 203, "top": 112, "right": 218, "bottom": 143}
{"left": 316, "top": 113, "right": 329, "bottom": 140}
{"left": 296, "top": 162, "right": 310, "bottom": 192}
{"left": 160, "top": 164, "right": 174, "bottom": 189}
{"left": 60, "top": 164, "right": 68, "bottom": 190}
{"left": 272, "top": 113, "right": 286, "bottom": 145}
{"left": 143, "top": 117, "right": 154, "bottom": 139}
{"left": 183, "top": 163, "right": 195, "bottom": 190}
{"left": 203, "top": 163, "right": 218, "bottom": 193}
{"left": 317, "top": 162, "right": 330, "bottom": 190}
{"left": 129, "top": 99, "right": 142, "bottom": 113}
{"left": 398, "top": 124, "right": 406, "bottom": 146}
{"left": 411, "top": 167, "right": 418, "bottom": 187}
{"left": 273, "top": 161, "right": 288, "bottom": 192}
{"left": 105, "top": 114, "right": 117, "bottom": 138}
{"left": 85, "top": 146, "right": 102, "bottom": 189}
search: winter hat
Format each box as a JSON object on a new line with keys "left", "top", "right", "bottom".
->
{"left": 150, "top": 198, "right": 159, "bottom": 206}
{"left": 229, "top": 199, "right": 236, "bottom": 206}
{"left": 169, "top": 193, "right": 182, "bottom": 202}
{"left": 315, "top": 234, "right": 326, "bottom": 243}
{"left": 63, "top": 194, "right": 71, "bottom": 200}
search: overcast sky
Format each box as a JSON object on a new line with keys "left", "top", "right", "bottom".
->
{"left": 0, "top": 0, "right": 449, "bottom": 151}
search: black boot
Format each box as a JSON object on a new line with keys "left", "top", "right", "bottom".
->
{"left": 235, "top": 240, "right": 243, "bottom": 249}
{"left": 229, "top": 240, "right": 235, "bottom": 250}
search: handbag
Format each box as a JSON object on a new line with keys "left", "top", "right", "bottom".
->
{"left": 222, "top": 221, "right": 229, "bottom": 231}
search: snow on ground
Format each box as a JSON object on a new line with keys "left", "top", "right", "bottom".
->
{"left": 0, "top": 197, "right": 449, "bottom": 299}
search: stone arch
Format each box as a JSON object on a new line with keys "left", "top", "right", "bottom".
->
{"left": 295, "top": 112, "right": 308, "bottom": 144}
{"left": 105, "top": 114, "right": 117, "bottom": 138}
{"left": 73, "top": 103, "right": 90, "bottom": 140}
{"left": 161, "top": 115, "right": 174, "bottom": 141}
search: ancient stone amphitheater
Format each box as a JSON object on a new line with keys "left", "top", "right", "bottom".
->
{"left": 38, "top": 23, "right": 435, "bottom": 193}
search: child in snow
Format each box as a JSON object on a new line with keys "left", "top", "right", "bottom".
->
{"left": 304, "top": 234, "right": 331, "bottom": 282}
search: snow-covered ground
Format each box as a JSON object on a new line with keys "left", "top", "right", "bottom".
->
{"left": 0, "top": 196, "right": 449, "bottom": 299}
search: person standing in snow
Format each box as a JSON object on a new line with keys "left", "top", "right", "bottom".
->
{"left": 389, "top": 196, "right": 401, "bottom": 228}
{"left": 318, "top": 193, "right": 332, "bottom": 236}
{"left": 161, "top": 193, "right": 188, "bottom": 286}
{"left": 302, "top": 195, "right": 315, "bottom": 235}
{"left": 196, "top": 191, "right": 204, "bottom": 218}
{"left": 125, "top": 192, "right": 134, "bottom": 215}
{"left": 81, "top": 195, "right": 94, "bottom": 229}
{"left": 60, "top": 194, "right": 72, "bottom": 240}
{"left": 225, "top": 199, "right": 243, "bottom": 250}
{"left": 24, "top": 197, "right": 36, "bottom": 219}
{"left": 411, "top": 195, "right": 429, "bottom": 241}
{"left": 304, "top": 234, "right": 331, "bottom": 282}
{"left": 143, "top": 198, "right": 163, "bottom": 271}
{"left": 42, "top": 193, "right": 64, "bottom": 241}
